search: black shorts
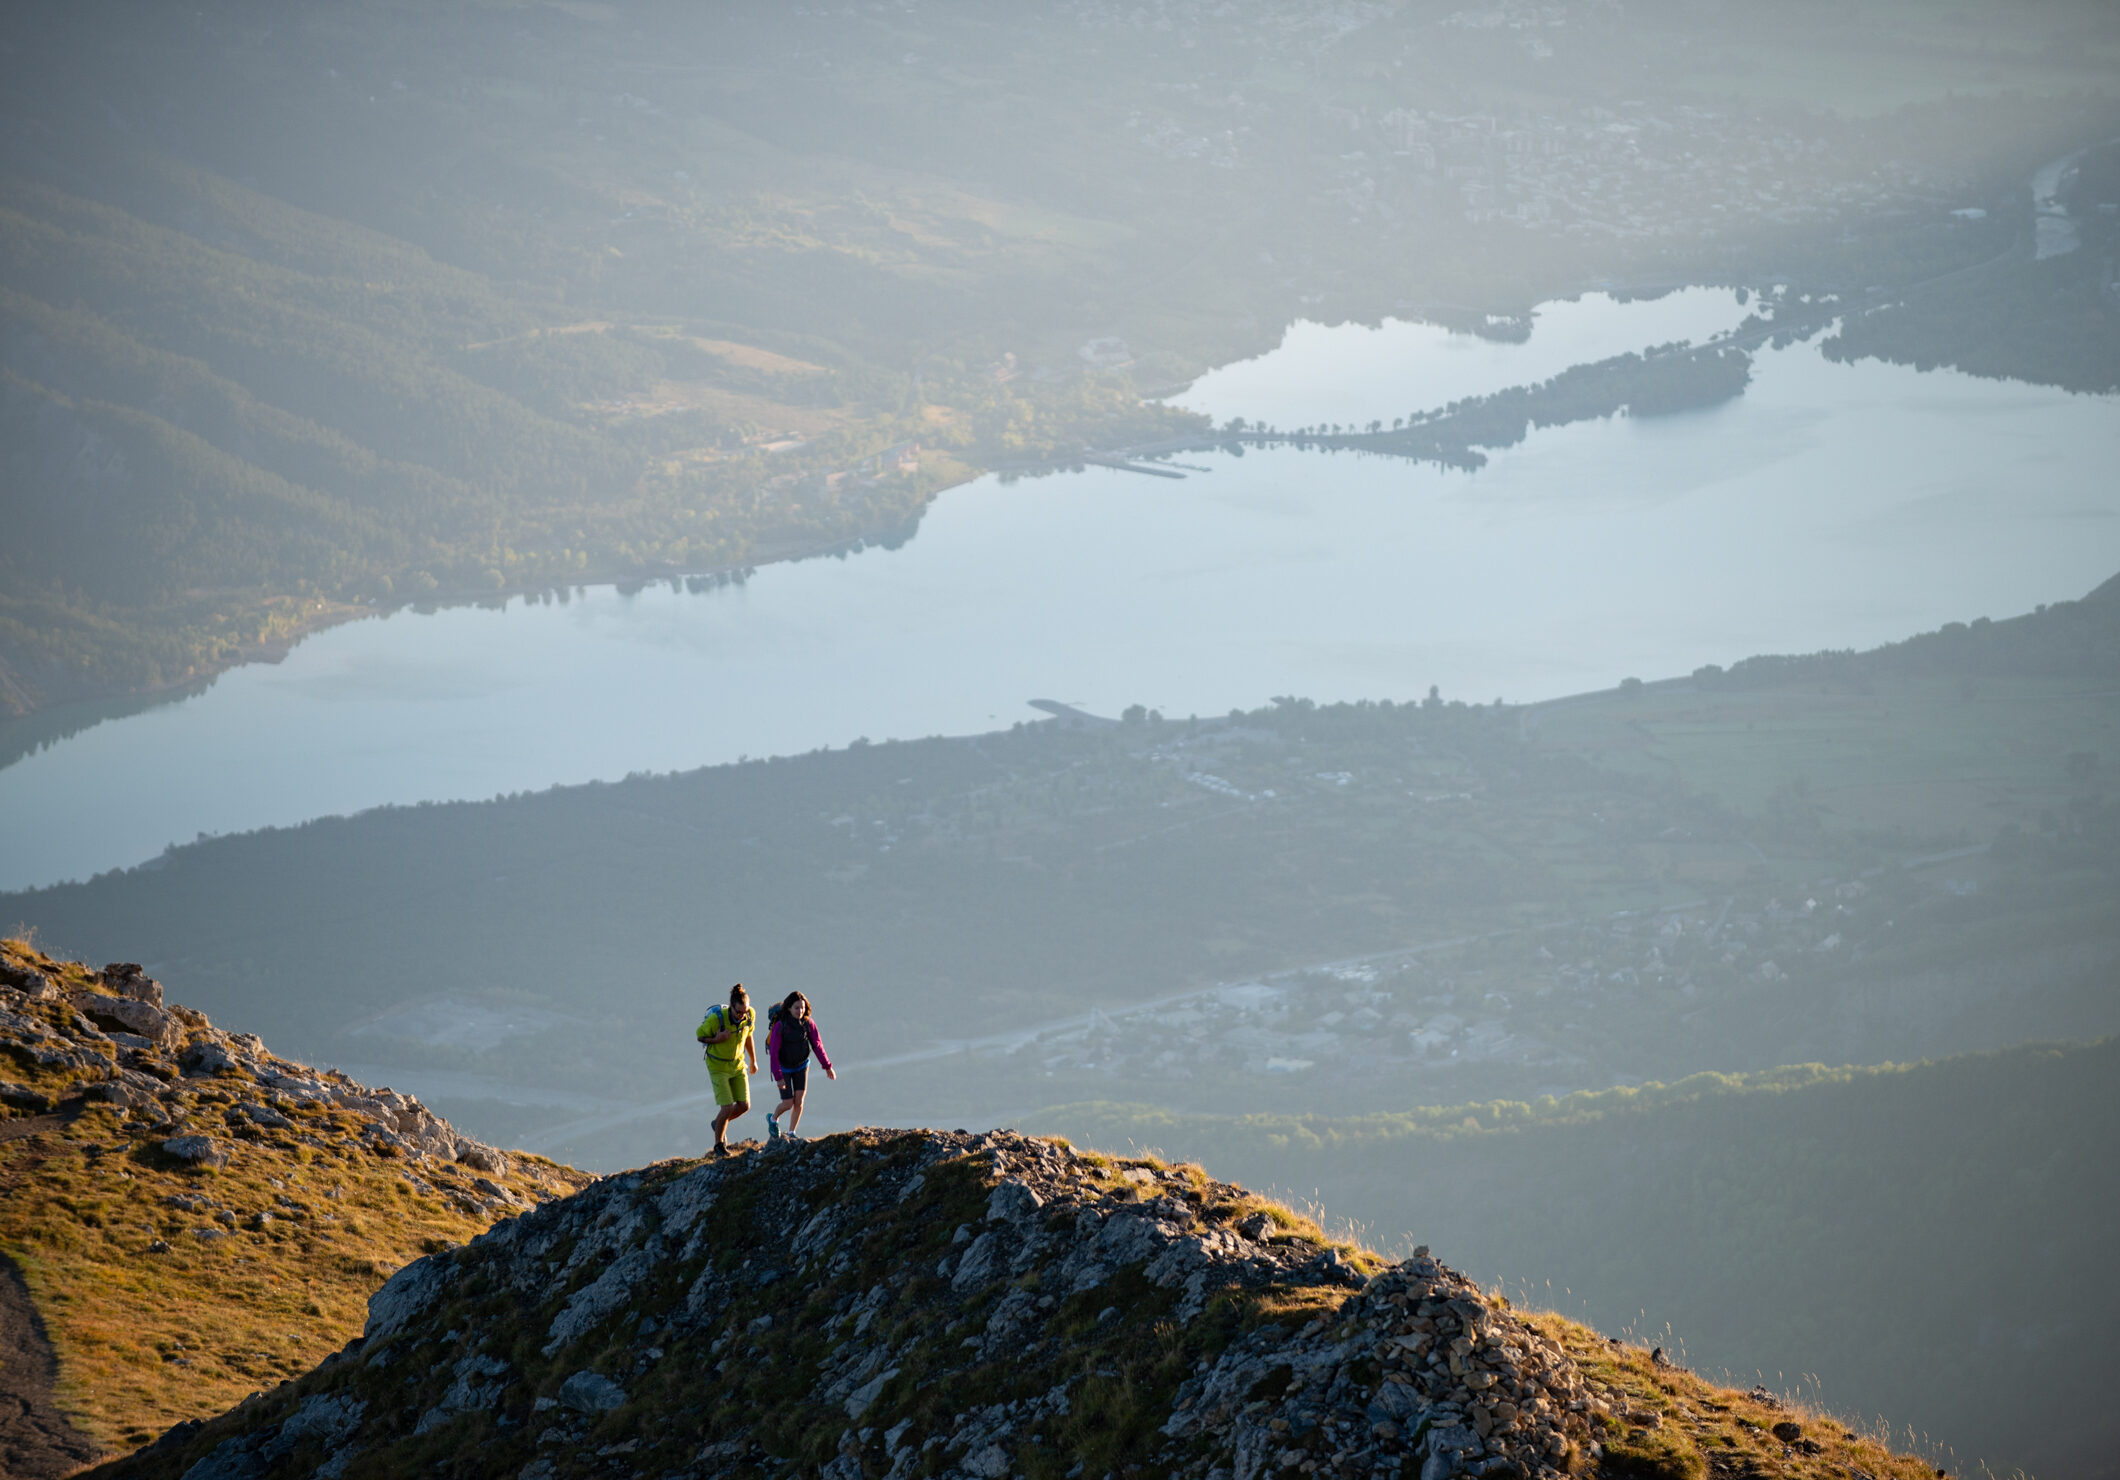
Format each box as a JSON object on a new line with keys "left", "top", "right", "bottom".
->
{"left": 775, "top": 1065, "right": 809, "bottom": 1098}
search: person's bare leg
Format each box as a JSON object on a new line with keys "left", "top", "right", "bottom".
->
{"left": 714, "top": 1098, "right": 749, "bottom": 1145}
{"left": 785, "top": 1087, "right": 808, "bottom": 1135}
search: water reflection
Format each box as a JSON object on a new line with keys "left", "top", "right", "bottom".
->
{"left": 1175, "top": 288, "right": 1753, "bottom": 429}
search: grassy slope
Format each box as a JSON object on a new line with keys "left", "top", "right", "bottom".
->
{"left": 1032, "top": 1038, "right": 2120, "bottom": 1480}
{"left": 0, "top": 941, "right": 587, "bottom": 1455}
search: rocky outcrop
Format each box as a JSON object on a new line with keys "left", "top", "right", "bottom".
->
{"left": 1164, "top": 1260, "right": 1604, "bottom": 1480}
{"left": 90, "top": 1129, "right": 1640, "bottom": 1480}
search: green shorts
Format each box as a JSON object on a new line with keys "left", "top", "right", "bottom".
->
{"left": 707, "top": 1059, "right": 750, "bottom": 1107}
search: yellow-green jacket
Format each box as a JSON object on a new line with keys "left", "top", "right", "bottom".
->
{"left": 696, "top": 1004, "right": 755, "bottom": 1068}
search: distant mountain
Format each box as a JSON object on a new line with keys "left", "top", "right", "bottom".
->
{"left": 0, "top": 940, "right": 586, "bottom": 1475}
{"left": 86, "top": 1123, "right": 1936, "bottom": 1480}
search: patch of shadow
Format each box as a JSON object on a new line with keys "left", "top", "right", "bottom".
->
{"left": 0, "top": 1251, "right": 102, "bottom": 1478}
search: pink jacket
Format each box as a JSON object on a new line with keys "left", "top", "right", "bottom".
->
{"left": 766, "top": 1014, "right": 833, "bottom": 1077}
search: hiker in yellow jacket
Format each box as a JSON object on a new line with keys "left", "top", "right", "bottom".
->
{"left": 697, "top": 983, "right": 758, "bottom": 1156}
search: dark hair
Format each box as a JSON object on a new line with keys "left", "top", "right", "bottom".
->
{"left": 729, "top": 983, "right": 749, "bottom": 1014}
{"left": 780, "top": 990, "right": 809, "bottom": 1022}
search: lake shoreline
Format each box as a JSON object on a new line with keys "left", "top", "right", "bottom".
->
{"left": 0, "top": 495, "right": 975, "bottom": 741}
{"left": 7, "top": 297, "right": 2117, "bottom": 894}
{"left": 0, "top": 280, "right": 1775, "bottom": 730}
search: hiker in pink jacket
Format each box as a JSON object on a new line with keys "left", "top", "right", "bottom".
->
{"left": 765, "top": 990, "right": 836, "bottom": 1141}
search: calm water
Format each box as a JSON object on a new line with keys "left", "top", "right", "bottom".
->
{"left": 1177, "top": 286, "right": 1754, "bottom": 428}
{"left": 5, "top": 294, "right": 2117, "bottom": 892}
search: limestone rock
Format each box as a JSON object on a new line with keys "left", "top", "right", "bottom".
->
{"left": 161, "top": 1134, "right": 229, "bottom": 1169}
{"left": 455, "top": 1140, "right": 509, "bottom": 1174}
{"left": 544, "top": 1247, "right": 656, "bottom": 1355}
{"left": 557, "top": 1371, "right": 626, "bottom": 1415}
{"left": 115, "top": 1129, "right": 1662, "bottom": 1480}
{"left": 365, "top": 1257, "right": 455, "bottom": 1342}
{"left": 100, "top": 962, "right": 165, "bottom": 1006}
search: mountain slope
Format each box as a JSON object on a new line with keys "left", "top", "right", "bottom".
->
{"left": 91, "top": 1127, "right": 1937, "bottom": 1480}
{"left": 0, "top": 940, "right": 586, "bottom": 1466}
{"left": 1037, "top": 1040, "right": 2120, "bottom": 1479}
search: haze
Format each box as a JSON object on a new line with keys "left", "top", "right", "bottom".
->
{"left": 3, "top": 4, "right": 2118, "bottom": 1476}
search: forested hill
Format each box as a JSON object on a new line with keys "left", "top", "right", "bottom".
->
{"left": 0, "top": 120, "right": 1088, "bottom": 713}
{"left": 3, "top": 2, "right": 2115, "bottom": 714}
{"left": 0, "top": 4, "right": 1205, "bottom": 716}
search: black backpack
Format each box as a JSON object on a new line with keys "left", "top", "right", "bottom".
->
{"left": 766, "top": 1003, "right": 809, "bottom": 1070}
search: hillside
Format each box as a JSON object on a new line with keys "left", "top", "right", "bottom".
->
{"left": 3, "top": 2, "right": 2115, "bottom": 713}
{"left": 91, "top": 1125, "right": 1940, "bottom": 1480}
{"left": 0, "top": 940, "right": 587, "bottom": 1474}
{"left": 1036, "top": 1040, "right": 2120, "bottom": 1480}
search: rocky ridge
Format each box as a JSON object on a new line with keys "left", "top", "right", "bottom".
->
{"left": 94, "top": 1126, "right": 1935, "bottom": 1480}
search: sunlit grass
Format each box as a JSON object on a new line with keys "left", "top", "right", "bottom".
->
{"left": 0, "top": 941, "right": 587, "bottom": 1454}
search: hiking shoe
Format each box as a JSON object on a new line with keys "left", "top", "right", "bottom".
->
{"left": 711, "top": 1141, "right": 730, "bottom": 1157}
{"left": 766, "top": 1112, "right": 779, "bottom": 1141}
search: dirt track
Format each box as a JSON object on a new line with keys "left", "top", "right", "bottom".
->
{"left": 0, "top": 1251, "right": 99, "bottom": 1479}
{"left": 1, "top": 1098, "right": 102, "bottom": 1478}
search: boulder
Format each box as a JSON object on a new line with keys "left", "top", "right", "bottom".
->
{"left": 454, "top": 1140, "right": 509, "bottom": 1175}
{"left": 950, "top": 1230, "right": 1002, "bottom": 1291}
{"left": 987, "top": 1179, "right": 1044, "bottom": 1224}
{"left": 963, "top": 1443, "right": 1012, "bottom": 1478}
{"left": 79, "top": 993, "right": 178, "bottom": 1045}
{"left": 844, "top": 1367, "right": 900, "bottom": 1421}
{"left": 162, "top": 1134, "right": 230, "bottom": 1169}
{"left": 182, "top": 1041, "right": 241, "bottom": 1077}
{"left": 365, "top": 1257, "right": 455, "bottom": 1342}
{"left": 0, "top": 962, "right": 59, "bottom": 1000}
{"left": 280, "top": 1393, "right": 367, "bottom": 1448}
{"left": 100, "top": 962, "right": 164, "bottom": 1006}
{"left": 557, "top": 1370, "right": 627, "bottom": 1415}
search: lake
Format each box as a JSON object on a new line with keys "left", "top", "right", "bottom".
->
{"left": 4, "top": 289, "right": 2117, "bottom": 893}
